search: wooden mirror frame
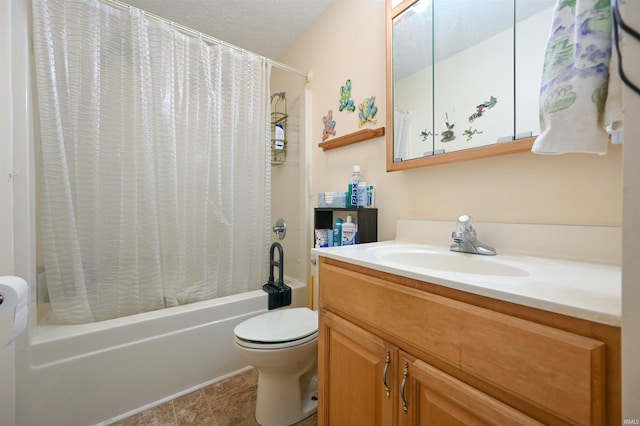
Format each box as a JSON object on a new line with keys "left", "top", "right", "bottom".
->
{"left": 385, "top": 0, "right": 536, "bottom": 172}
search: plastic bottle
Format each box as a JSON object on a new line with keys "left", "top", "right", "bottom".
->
{"left": 341, "top": 215, "right": 357, "bottom": 246}
{"left": 357, "top": 182, "right": 368, "bottom": 208}
{"left": 333, "top": 217, "right": 343, "bottom": 247}
{"left": 347, "top": 165, "right": 366, "bottom": 208}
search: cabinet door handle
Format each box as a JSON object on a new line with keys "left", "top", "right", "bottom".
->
{"left": 401, "top": 362, "right": 409, "bottom": 413}
{"left": 383, "top": 351, "right": 391, "bottom": 398}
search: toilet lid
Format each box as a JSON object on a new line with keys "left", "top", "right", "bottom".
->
{"left": 234, "top": 307, "right": 318, "bottom": 344}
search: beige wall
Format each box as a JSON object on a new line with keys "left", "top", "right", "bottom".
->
{"left": 269, "top": 80, "right": 310, "bottom": 283}
{"left": 277, "top": 0, "right": 622, "bottom": 246}
{"left": 276, "top": 0, "right": 635, "bottom": 416}
{"left": 0, "top": 0, "right": 634, "bottom": 418}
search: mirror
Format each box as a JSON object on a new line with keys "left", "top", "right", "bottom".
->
{"left": 386, "top": 0, "right": 556, "bottom": 171}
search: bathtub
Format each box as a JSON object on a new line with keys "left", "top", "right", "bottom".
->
{"left": 15, "top": 278, "right": 309, "bottom": 426}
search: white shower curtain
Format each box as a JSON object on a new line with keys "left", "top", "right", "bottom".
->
{"left": 32, "top": 0, "right": 271, "bottom": 324}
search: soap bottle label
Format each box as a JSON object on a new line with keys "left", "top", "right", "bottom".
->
{"left": 349, "top": 181, "right": 359, "bottom": 208}
{"left": 274, "top": 124, "right": 285, "bottom": 149}
{"left": 333, "top": 224, "right": 342, "bottom": 246}
{"left": 342, "top": 227, "right": 356, "bottom": 245}
{"left": 357, "top": 183, "right": 367, "bottom": 208}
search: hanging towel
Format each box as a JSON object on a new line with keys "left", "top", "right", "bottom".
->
{"left": 533, "top": 0, "right": 623, "bottom": 155}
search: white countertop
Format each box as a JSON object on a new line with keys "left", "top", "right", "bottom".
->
{"left": 312, "top": 240, "right": 621, "bottom": 326}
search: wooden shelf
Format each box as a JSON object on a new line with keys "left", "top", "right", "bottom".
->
{"left": 318, "top": 127, "right": 385, "bottom": 151}
{"left": 387, "top": 137, "right": 536, "bottom": 171}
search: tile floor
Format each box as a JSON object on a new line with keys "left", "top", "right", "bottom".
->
{"left": 111, "top": 368, "right": 317, "bottom": 426}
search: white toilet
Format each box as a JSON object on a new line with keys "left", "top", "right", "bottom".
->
{"left": 233, "top": 307, "right": 318, "bottom": 426}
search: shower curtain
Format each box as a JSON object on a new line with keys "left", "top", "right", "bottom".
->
{"left": 393, "top": 108, "right": 411, "bottom": 160}
{"left": 32, "top": 0, "right": 271, "bottom": 324}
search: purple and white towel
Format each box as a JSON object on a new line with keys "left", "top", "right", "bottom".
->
{"left": 533, "top": 0, "right": 622, "bottom": 155}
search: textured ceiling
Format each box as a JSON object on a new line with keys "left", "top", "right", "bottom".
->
{"left": 123, "top": 0, "right": 334, "bottom": 59}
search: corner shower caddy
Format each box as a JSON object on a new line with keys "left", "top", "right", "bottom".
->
{"left": 271, "top": 92, "right": 288, "bottom": 166}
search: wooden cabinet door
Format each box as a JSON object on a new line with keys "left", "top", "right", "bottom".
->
{"left": 318, "top": 311, "right": 397, "bottom": 426}
{"left": 398, "top": 351, "right": 543, "bottom": 426}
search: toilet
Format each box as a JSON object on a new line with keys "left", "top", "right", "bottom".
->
{"left": 233, "top": 307, "right": 318, "bottom": 426}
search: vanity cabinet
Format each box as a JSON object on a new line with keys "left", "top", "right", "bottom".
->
{"left": 317, "top": 258, "right": 621, "bottom": 425}
{"left": 319, "top": 311, "right": 396, "bottom": 425}
{"left": 320, "top": 311, "right": 541, "bottom": 426}
{"left": 397, "top": 351, "right": 542, "bottom": 425}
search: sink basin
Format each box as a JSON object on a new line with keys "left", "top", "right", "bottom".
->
{"left": 312, "top": 240, "right": 621, "bottom": 326}
{"left": 378, "top": 249, "right": 529, "bottom": 277}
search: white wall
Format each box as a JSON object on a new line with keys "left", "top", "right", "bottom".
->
{"left": 1, "top": 0, "right": 15, "bottom": 276}
{"left": 0, "top": 1, "right": 15, "bottom": 425}
{"left": 0, "top": 1, "right": 16, "bottom": 424}
{"left": 622, "top": 1, "right": 640, "bottom": 421}
{"left": 516, "top": 7, "right": 553, "bottom": 136}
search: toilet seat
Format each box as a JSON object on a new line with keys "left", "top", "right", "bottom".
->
{"left": 234, "top": 307, "right": 318, "bottom": 349}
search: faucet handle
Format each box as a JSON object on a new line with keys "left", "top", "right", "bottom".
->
{"left": 456, "top": 214, "right": 474, "bottom": 233}
{"left": 457, "top": 214, "right": 471, "bottom": 224}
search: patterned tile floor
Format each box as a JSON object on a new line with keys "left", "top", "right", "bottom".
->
{"left": 111, "top": 368, "right": 317, "bottom": 426}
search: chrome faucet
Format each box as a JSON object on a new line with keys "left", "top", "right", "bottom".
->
{"left": 450, "top": 215, "right": 496, "bottom": 256}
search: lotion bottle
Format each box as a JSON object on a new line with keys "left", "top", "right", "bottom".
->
{"left": 341, "top": 215, "right": 357, "bottom": 245}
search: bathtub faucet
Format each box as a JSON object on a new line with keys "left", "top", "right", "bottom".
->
{"left": 450, "top": 215, "right": 496, "bottom": 256}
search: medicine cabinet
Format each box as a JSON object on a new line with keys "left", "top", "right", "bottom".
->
{"left": 386, "top": 0, "right": 555, "bottom": 171}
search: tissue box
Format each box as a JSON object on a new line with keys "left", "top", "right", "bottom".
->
{"left": 318, "top": 192, "right": 347, "bottom": 208}
{"left": 314, "top": 229, "right": 333, "bottom": 248}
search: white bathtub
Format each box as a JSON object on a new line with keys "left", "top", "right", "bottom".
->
{"left": 15, "top": 278, "right": 309, "bottom": 426}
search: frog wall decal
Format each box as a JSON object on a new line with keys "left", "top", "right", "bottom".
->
{"left": 322, "top": 109, "right": 336, "bottom": 141}
{"left": 358, "top": 96, "right": 378, "bottom": 127}
{"left": 338, "top": 79, "right": 356, "bottom": 112}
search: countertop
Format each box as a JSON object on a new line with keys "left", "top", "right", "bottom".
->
{"left": 312, "top": 240, "right": 621, "bottom": 326}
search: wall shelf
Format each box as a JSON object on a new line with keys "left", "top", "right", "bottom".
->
{"left": 318, "top": 127, "right": 385, "bottom": 151}
{"left": 314, "top": 208, "right": 378, "bottom": 245}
